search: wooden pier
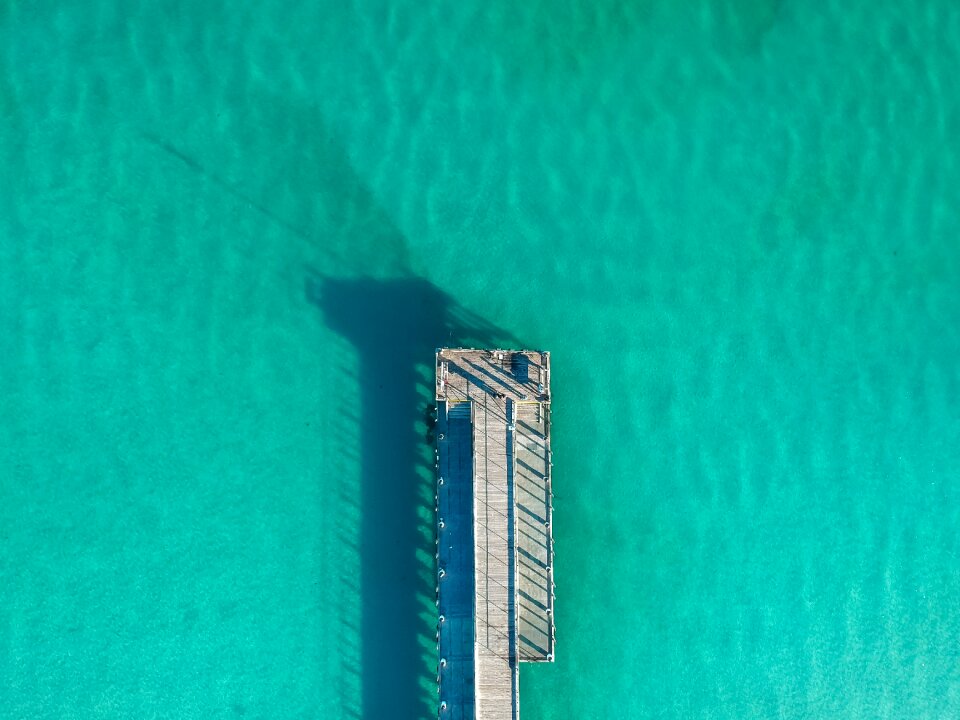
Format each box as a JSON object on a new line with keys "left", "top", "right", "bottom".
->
{"left": 436, "top": 349, "right": 555, "bottom": 720}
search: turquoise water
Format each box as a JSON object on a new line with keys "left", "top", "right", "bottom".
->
{"left": 2, "top": 0, "right": 960, "bottom": 717}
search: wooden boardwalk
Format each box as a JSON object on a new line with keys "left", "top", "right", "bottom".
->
{"left": 473, "top": 396, "right": 516, "bottom": 720}
{"left": 436, "top": 349, "right": 554, "bottom": 720}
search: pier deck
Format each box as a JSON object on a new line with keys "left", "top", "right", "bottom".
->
{"left": 436, "top": 349, "right": 554, "bottom": 720}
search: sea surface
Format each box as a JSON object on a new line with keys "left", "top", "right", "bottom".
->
{"left": 2, "top": 0, "right": 959, "bottom": 718}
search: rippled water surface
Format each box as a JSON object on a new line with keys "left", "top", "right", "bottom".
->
{"left": 2, "top": 1, "right": 959, "bottom": 718}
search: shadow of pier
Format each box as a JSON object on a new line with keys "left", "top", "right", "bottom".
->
{"left": 308, "top": 273, "right": 519, "bottom": 719}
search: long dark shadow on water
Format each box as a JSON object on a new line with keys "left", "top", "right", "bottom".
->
{"left": 135, "top": 66, "right": 487, "bottom": 715}
{"left": 308, "top": 274, "right": 519, "bottom": 720}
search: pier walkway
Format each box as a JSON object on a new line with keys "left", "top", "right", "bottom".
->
{"left": 436, "top": 349, "right": 554, "bottom": 720}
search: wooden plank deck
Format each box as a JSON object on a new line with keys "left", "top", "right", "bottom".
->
{"left": 436, "top": 349, "right": 554, "bottom": 720}
{"left": 473, "top": 395, "right": 516, "bottom": 720}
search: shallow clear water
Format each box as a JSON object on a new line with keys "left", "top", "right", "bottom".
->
{"left": 2, "top": 0, "right": 959, "bottom": 718}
